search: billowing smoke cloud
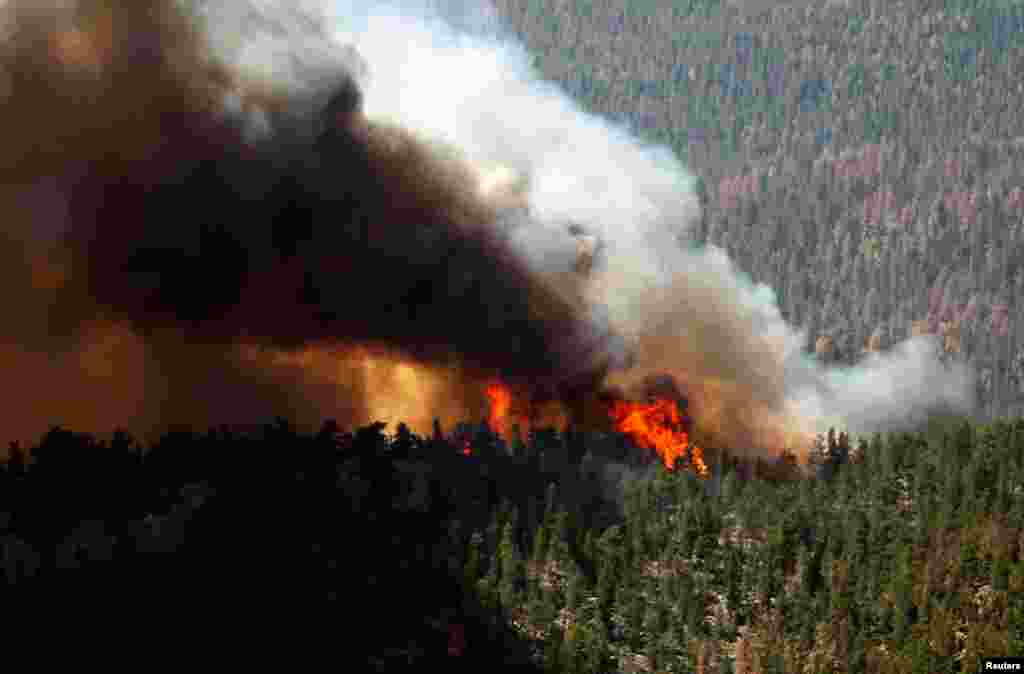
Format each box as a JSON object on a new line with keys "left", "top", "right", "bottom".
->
{"left": 0, "top": 0, "right": 973, "bottom": 453}
{"left": 306, "top": 0, "right": 973, "bottom": 454}
{"left": 0, "top": 0, "right": 627, "bottom": 444}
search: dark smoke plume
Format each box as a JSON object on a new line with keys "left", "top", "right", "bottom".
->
{"left": 0, "top": 0, "right": 611, "bottom": 442}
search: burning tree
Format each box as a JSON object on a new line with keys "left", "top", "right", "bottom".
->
{"left": 608, "top": 398, "right": 709, "bottom": 477}
{"left": 471, "top": 375, "right": 711, "bottom": 478}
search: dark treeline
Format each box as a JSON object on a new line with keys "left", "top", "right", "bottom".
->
{"left": 7, "top": 412, "right": 1023, "bottom": 670}
{"left": 0, "top": 418, "right": 575, "bottom": 669}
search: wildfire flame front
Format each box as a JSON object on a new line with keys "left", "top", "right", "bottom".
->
{"left": 609, "top": 398, "right": 708, "bottom": 477}
{"left": 484, "top": 383, "right": 513, "bottom": 440}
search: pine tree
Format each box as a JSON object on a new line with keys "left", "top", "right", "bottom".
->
{"left": 690, "top": 532, "right": 706, "bottom": 573}
{"left": 479, "top": 510, "right": 505, "bottom": 605}
{"left": 391, "top": 422, "right": 415, "bottom": 460}
{"left": 867, "top": 432, "right": 885, "bottom": 471}
{"left": 644, "top": 594, "right": 670, "bottom": 641}
{"left": 566, "top": 563, "right": 583, "bottom": 612}
{"left": 725, "top": 547, "right": 744, "bottom": 625}
{"left": 509, "top": 423, "right": 525, "bottom": 460}
{"left": 848, "top": 632, "right": 868, "bottom": 674}
{"left": 549, "top": 510, "right": 571, "bottom": 564}
{"left": 532, "top": 590, "right": 558, "bottom": 630}
{"left": 1009, "top": 585, "right": 1024, "bottom": 655}
{"left": 992, "top": 555, "right": 1011, "bottom": 592}
{"left": 628, "top": 590, "right": 646, "bottom": 651}
{"left": 762, "top": 652, "right": 786, "bottom": 674}
{"left": 676, "top": 507, "right": 693, "bottom": 559}
{"left": 829, "top": 557, "right": 851, "bottom": 617}
{"left": 798, "top": 543, "right": 816, "bottom": 600}
{"left": 996, "top": 468, "right": 1013, "bottom": 515}
{"left": 544, "top": 482, "right": 558, "bottom": 520}
{"left": 676, "top": 573, "right": 694, "bottom": 632}
{"left": 686, "top": 583, "right": 704, "bottom": 638}
{"left": 914, "top": 456, "right": 932, "bottom": 521}
{"left": 560, "top": 623, "right": 581, "bottom": 674}
{"left": 963, "top": 456, "right": 981, "bottom": 520}
{"left": 533, "top": 516, "right": 551, "bottom": 566}
{"left": 596, "top": 553, "right": 618, "bottom": 618}
{"left": 892, "top": 571, "right": 915, "bottom": 643}
{"left": 901, "top": 633, "right": 937, "bottom": 674}
{"left": 499, "top": 510, "right": 526, "bottom": 608}
{"left": 942, "top": 459, "right": 962, "bottom": 527}
{"left": 869, "top": 498, "right": 893, "bottom": 552}
{"left": 479, "top": 560, "right": 499, "bottom": 609}
{"left": 1011, "top": 487, "right": 1024, "bottom": 530}
{"left": 649, "top": 636, "right": 668, "bottom": 674}
{"left": 796, "top": 590, "right": 816, "bottom": 645}
{"left": 582, "top": 530, "right": 598, "bottom": 570}
{"left": 876, "top": 601, "right": 894, "bottom": 642}
{"left": 544, "top": 625, "right": 564, "bottom": 673}
{"left": 955, "top": 420, "right": 974, "bottom": 461}
{"left": 621, "top": 524, "right": 637, "bottom": 572}
{"left": 583, "top": 615, "right": 612, "bottom": 673}
{"left": 464, "top": 532, "right": 483, "bottom": 594}
{"left": 486, "top": 504, "right": 505, "bottom": 559}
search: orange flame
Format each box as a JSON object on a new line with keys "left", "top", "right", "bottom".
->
{"left": 485, "top": 382, "right": 513, "bottom": 439}
{"left": 610, "top": 398, "right": 708, "bottom": 476}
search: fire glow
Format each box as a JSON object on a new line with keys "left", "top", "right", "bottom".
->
{"left": 474, "top": 380, "right": 711, "bottom": 477}
{"left": 484, "top": 383, "right": 513, "bottom": 439}
{"left": 609, "top": 398, "right": 708, "bottom": 476}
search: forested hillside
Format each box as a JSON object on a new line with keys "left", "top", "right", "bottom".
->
{"left": 491, "top": 0, "right": 1024, "bottom": 419}
{"left": 464, "top": 416, "right": 1024, "bottom": 673}
{"left": 4, "top": 416, "right": 1023, "bottom": 671}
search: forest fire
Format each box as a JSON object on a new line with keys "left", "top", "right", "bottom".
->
{"left": 468, "top": 378, "right": 711, "bottom": 478}
{"left": 484, "top": 383, "right": 513, "bottom": 439}
{"left": 609, "top": 398, "right": 708, "bottom": 476}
